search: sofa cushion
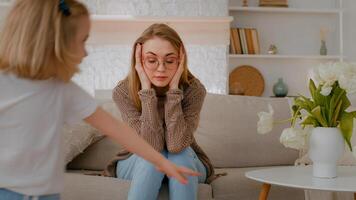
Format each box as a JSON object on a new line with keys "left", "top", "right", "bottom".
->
{"left": 67, "top": 92, "right": 125, "bottom": 170}
{"left": 62, "top": 172, "right": 213, "bottom": 200}
{"left": 194, "top": 93, "right": 299, "bottom": 168}
{"left": 212, "top": 167, "right": 305, "bottom": 200}
{"left": 62, "top": 121, "right": 103, "bottom": 164}
{"left": 69, "top": 93, "right": 300, "bottom": 170}
{"left": 67, "top": 137, "right": 121, "bottom": 170}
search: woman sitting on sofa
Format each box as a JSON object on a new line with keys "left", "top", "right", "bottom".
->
{"left": 104, "top": 23, "right": 215, "bottom": 200}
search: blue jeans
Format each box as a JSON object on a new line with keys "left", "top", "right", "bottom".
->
{"left": 0, "top": 189, "right": 59, "bottom": 200}
{"left": 116, "top": 147, "right": 207, "bottom": 200}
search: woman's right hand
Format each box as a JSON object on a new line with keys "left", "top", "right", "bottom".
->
{"left": 135, "top": 43, "right": 151, "bottom": 90}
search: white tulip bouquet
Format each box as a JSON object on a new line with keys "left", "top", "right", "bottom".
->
{"left": 257, "top": 62, "right": 356, "bottom": 152}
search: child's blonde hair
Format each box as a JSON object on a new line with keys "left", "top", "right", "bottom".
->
{"left": 0, "top": 0, "right": 89, "bottom": 81}
{"left": 127, "top": 23, "right": 194, "bottom": 111}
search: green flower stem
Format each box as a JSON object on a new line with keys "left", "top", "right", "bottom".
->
{"left": 273, "top": 118, "right": 293, "bottom": 124}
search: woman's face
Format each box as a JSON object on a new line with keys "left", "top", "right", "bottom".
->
{"left": 142, "top": 37, "right": 179, "bottom": 88}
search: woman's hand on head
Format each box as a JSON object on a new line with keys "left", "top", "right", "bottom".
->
{"left": 135, "top": 43, "right": 151, "bottom": 90}
{"left": 169, "top": 47, "right": 185, "bottom": 90}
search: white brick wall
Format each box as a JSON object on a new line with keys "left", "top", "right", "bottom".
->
{"left": 80, "top": 0, "right": 228, "bottom": 16}
{"left": 76, "top": 0, "right": 229, "bottom": 95}
{"left": 74, "top": 44, "right": 228, "bottom": 95}
{"left": 1, "top": 0, "right": 229, "bottom": 95}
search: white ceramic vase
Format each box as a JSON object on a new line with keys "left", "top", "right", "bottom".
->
{"left": 309, "top": 127, "right": 345, "bottom": 178}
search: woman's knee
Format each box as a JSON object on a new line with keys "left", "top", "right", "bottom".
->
{"left": 167, "top": 147, "right": 196, "bottom": 169}
{"left": 134, "top": 157, "right": 165, "bottom": 179}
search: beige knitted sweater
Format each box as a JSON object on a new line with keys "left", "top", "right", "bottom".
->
{"left": 104, "top": 78, "right": 215, "bottom": 183}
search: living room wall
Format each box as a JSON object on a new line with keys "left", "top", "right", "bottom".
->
{"left": 74, "top": 0, "right": 229, "bottom": 95}
{"left": 0, "top": 0, "right": 355, "bottom": 102}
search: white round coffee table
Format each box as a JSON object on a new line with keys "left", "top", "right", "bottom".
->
{"left": 245, "top": 166, "right": 356, "bottom": 200}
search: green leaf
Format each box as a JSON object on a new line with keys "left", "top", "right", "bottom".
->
{"left": 332, "top": 100, "right": 343, "bottom": 127}
{"left": 311, "top": 106, "right": 328, "bottom": 127}
{"left": 309, "top": 79, "right": 317, "bottom": 99}
{"left": 340, "top": 112, "right": 354, "bottom": 151}
{"left": 313, "top": 84, "right": 329, "bottom": 110}
{"left": 340, "top": 93, "right": 351, "bottom": 111}
{"left": 299, "top": 94, "right": 315, "bottom": 110}
{"left": 301, "top": 116, "right": 319, "bottom": 127}
{"left": 329, "top": 86, "right": 345, "bottom": 124}
{"left": 350, "top": 111, "right": 356, "bottom": 118}
{"left": 294, "top": 99, "right": 308, "bottom": 110}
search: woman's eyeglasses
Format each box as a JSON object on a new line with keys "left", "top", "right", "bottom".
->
{"left": 143, "top": 57, "right": 179, "bottom": 70}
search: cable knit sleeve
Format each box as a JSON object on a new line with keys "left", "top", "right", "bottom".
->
{"left": 112, "top": 81, "right": 165, "bottom": 152}
{"left": 164, "top": 79, "right": 206, "bottom": 153}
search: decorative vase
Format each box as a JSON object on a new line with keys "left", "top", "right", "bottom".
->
{"left": 268, "top": 44, "right": 278, "bottom": 55}
{"left": 273, "top": 78, "right": 288, "bottom": 97}
{"left": 320, "top": 40, "right": 327, "bottom": 55}
{"left": 309, "top": 127, "right": 344, "bottom": 178}
{"left": 242, "top": 0, "right": 248, "bottom": 7}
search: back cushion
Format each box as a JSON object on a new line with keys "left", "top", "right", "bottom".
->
{"left": 67, "top": 137, "right": 121, "bottom": 171}
{"left": 68, "top": 95, "right": 124, "bottom": 171}
{"left": 194, "top": 93, "right": 299, "bottom": 168}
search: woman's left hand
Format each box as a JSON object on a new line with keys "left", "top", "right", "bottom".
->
{"left": 169, "top": 47, "right": 185, "bottom": 90}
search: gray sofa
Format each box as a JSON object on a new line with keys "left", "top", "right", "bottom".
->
{"left": 63, "top": 92, "right": 305, "bottom": 200}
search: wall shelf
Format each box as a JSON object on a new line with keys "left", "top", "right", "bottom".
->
{"left": 229, "top": 54, "right": 343, "bottom": 60}
{"left": 92, "top": 15, "right": 233, "bottom": 23}
{"left": 90, "top": 15, "right": 233, "bottom": 45}
{"left": 228, "top": 0, "right": 344, "bottom": 97}
{"left": 229, "top": 6, "right": 341, "bottom": 14}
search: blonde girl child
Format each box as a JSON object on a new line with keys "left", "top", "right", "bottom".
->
{"left": 0, "top": 1, "right": 199, "bottom": 200}
{"left": 104, "top": 23, "right": 215, "bottom": 200}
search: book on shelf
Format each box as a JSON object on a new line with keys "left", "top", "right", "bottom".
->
{"left": 232, "top": 28, "right": 242, "bottom": 54}
{"left": 251, "top": 29, "right": 260, "bottom": 54}
{"left": 239, "top": 28, "right": 248, "bottom": 54}
{"left": 230, "top": 28, "right": 260, "bottom": 55}
{"left": 230, "top": 28, "right": 237, "bottom": 54}
{"left": 245, "top": 29, "right": 254, "bottom": 54}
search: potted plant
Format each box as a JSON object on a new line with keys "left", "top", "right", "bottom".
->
{"left": 257, "top": 62, "right": 356, "bottom": 178}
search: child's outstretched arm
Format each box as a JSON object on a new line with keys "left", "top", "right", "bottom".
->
{"left": 84, "top": 107, "right": 200, "bottom": 184}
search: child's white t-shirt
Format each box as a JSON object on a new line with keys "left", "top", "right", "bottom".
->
{"left": 0, "top": 72, "right": 98, "bottom": 196}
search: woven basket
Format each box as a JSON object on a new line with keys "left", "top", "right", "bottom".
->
{"left": 229, "top": 65, "right": 265, "bottom": 96}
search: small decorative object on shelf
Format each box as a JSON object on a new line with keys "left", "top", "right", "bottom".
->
{"left": 242, "top": 0, "right": 248, "bottom": 7}
{"left": 259, "top": 0, "right": 288, "bottom": 7}
{"left": 319, "top": 28, "right": 328, "bottom": 56}
{"left": 268, "top": 44, "right": 278, "bottom": 55}
{"left": 273, "top": 78, "right": 288, "bottom": 97}
{"left": 320, "top": 40, "right": 327, "bottom": 55}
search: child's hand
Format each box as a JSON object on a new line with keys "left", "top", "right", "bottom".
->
{"left": 156, "top": 159, "right": 201, "bottom": 185}
{"left": 135, "top": 43, "right": 151, "bottom": 90}
{"left": 169, "top": 47, "right": 185, "bottom": 90}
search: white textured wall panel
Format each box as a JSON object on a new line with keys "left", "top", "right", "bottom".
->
{"left": 80, "top": 0, "right": 228, "bottom": 16}
{"left": 74, "top": 0, "right": 229, "bottom": 94}
{"left": 75, "top": 45, "right": 228, "bottom": 95}
{"left": 0, "top": 0, "right": 229, "bottom": 94}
